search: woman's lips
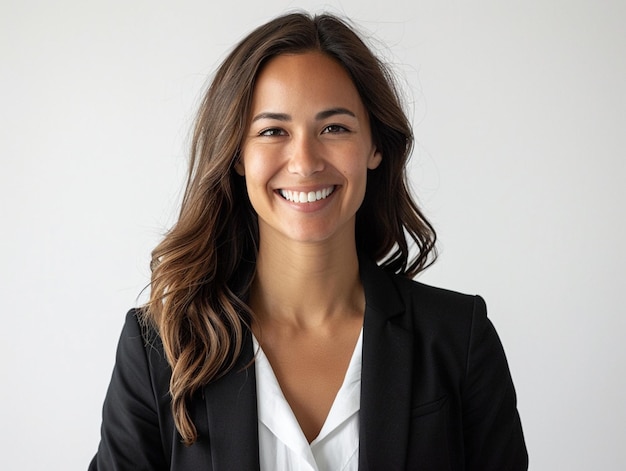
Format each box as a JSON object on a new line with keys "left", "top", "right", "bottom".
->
{"left": 278, "top": 186, "right": 335, "bottom": 203}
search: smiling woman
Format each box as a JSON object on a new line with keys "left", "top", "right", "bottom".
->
{"left": 90, "top": 11, "right": 527, "bottom": 471}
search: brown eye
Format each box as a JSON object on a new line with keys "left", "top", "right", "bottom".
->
{"left": 323, "top": 124, "right": 349, "bottom": 134}
{"left": 259, "top": 128, "right": 287, "bottom": 137}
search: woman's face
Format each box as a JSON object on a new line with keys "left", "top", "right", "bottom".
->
{"left": 237, "top": 52, "right": 381, "bottom": 249}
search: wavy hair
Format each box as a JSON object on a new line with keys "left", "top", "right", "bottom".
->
{"left": 142, "top": 11, "right": 437, "bottom": 445}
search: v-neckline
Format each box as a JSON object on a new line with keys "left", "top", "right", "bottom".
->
{"left": 253, "top": 328, "right": 363, "bottom": 459}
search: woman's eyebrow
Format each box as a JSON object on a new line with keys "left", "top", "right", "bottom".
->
{"left": 315, "top": 107, "right": 356, "bottom": 120}
{"left": 251, "top": 108, "right": 357, "bottom": 123}
{"left": 251, "top": 112, "right": 291, "bottom": 123}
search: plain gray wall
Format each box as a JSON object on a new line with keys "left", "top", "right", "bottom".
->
{"left": 1, "top": 0, "right": 625, "bottom": 469}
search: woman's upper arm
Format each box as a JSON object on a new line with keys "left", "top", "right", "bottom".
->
{"left": 89, "top": 311, "right": 167, "bottom": 471}
{"left": 462, "top": 296, "right": 528, "bottom": 470}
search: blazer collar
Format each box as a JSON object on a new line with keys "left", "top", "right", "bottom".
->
{"left": 358, "top": 257, "right": 413, "bottom": 470}
{"left": 203, "top": 331, "right": 260, "bottom": 470}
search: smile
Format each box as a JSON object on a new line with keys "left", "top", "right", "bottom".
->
{"left": 278, "top": 186, "right": 335, "bottom": 203}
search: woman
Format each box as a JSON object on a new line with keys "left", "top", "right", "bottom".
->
{"left": 90, "top": 12, "right": 527, "bottom": 470}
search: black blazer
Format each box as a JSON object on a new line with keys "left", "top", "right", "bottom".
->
{"left": 90, "top": 259, "right": 527, "bottom": 470}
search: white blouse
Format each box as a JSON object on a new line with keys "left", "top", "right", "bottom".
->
{"left": 253, "top": 330, "right": 363, "bottom": 471}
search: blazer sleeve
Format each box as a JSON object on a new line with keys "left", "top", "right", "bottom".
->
{"left": 462, "top": 296, "right": 528, "bottom": 470}
{"left": 89, "top": 310, "right": 168, "bottom": 471}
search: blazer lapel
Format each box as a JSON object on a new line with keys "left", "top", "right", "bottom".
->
{"left": 358, "top": 258, "right": 414, "bottom": 470}
{"left": 203, "top": 332, "right": 260, "bottom": 470}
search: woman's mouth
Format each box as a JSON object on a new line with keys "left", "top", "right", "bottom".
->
{"left": 278, "top": 186, "right": 335, "bottom": 203}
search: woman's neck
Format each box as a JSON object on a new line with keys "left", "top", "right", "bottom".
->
{"left": 250, "top": 239, "right": 363, "bottom": 329}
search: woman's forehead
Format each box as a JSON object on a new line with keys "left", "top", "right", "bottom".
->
{"left": 249, "top": 52, "right": 366, "bottom": 117}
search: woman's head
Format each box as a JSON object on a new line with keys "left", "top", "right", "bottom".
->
{"left": 236, "top": 51, "right": 383, "bottom": 247}
{"left": 182, "top": 11, "right": 436, "bottom": 276}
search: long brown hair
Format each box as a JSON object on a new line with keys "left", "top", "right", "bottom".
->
{"left": 143, "top": 11, "right": 437, "bottom": 445}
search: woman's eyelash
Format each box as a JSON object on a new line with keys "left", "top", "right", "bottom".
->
{"left": 259, "top": 128, "right": 285, "bottom": 136}
{"left": 323, "top": 124, "right": 349, "bottom": 133}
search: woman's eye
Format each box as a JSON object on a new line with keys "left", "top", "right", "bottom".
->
{"left": 323, "top": 124, "right": 349, "bottom": 134}
{"left": 259, "top": 128, "right": 286, "bottom": 137}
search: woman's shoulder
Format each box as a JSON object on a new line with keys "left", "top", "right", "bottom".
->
{"left": 391, "top": 272, "right": 485, "bottom": 331}
{"left": 362, "top": 259, "right": 491, "bottom": 351}
{"left": 363, "top": 258, "right": 484, "bottom": 321}
{"left": 393, "top": 272, "right": 479, "bottom": 306}
{"left": 119, "top": 308, "right": 162, "bottom": 349}
{"left": 116, "top": 308, "right": 172, "bottom": 386}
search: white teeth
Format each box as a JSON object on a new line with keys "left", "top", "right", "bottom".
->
{"left": 279, "top": 186, "right": 334, "bottom": 203}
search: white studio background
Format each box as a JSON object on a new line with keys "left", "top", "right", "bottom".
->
{"left": 1, "top": 0, "right": 624, "bottom": 469}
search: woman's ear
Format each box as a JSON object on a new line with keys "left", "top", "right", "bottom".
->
{"left": 367, "top": 148, "right": 382, "bottom": 170}
{"left": 234, "top": 157, "right": 245, "bottom": 176}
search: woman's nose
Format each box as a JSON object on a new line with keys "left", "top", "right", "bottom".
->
{"left": 287, "top": 134, "right": 324, "bottom": 176}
